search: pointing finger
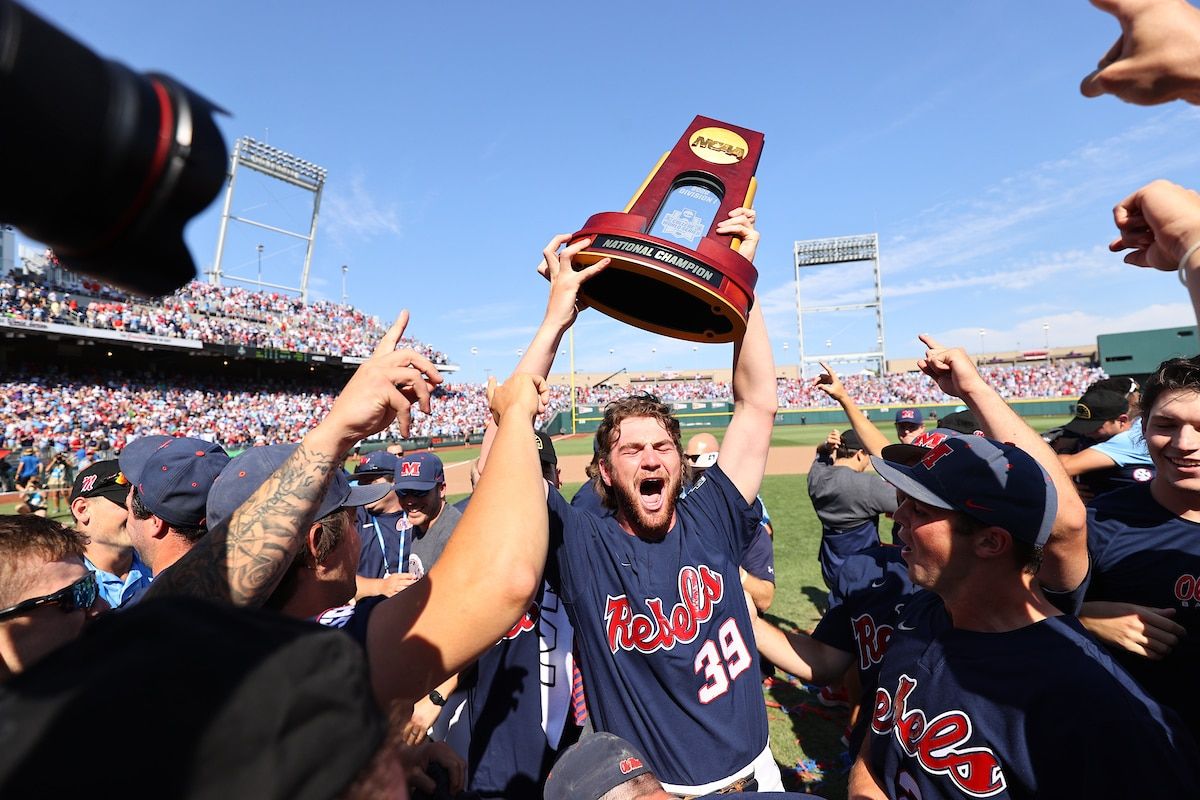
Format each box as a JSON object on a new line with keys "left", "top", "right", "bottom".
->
{"left": 372, "top": 309, "right": 410, "bottom": 357}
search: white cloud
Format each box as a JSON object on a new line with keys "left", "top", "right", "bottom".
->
{"left": 324, "top": 173, "right": 403, "bottom": 243}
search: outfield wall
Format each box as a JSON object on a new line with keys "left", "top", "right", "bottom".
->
{"left": 546, "top": 397, "right": 1076, "bottom": 434}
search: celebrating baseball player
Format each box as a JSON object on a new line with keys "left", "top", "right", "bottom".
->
{"left": 506, "top": 208, "right": 782, "bottom": 795}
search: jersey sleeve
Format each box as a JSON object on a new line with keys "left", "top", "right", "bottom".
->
{"left": 681, "top": 465, "right": 761, "bottom": 563}
{"left": 810, "top": 557, "right": 862, "bottom": 654}
{"left": 546, "top": 485, "right": 598, "bottom": 605}
{"left": 740, "top": 525, "right": 775, "bottom": 583}
{"left": 865, "top": 472, "right": 899, "bottom": 515}
{"left": 1090, "top": 422, "right": 1152, "bottom": 467}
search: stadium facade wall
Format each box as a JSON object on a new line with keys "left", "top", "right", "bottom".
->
{"left": 547, "top": 397, "right": 1077, "bottom": 435}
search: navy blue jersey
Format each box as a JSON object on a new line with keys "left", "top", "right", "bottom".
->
{"left": 811, "top": 545, "right": 916, "bottom": 754}
{"left": 459, "top": 582, "right": 573, "bottom": 797}
{"left": 817, "top": 521, "right": 881, "bottom": 590}
{"left": 741, "top": 525, "right": 775, "bottom": 583}
{"left": 546, "top": 466, "right": 767, "bottom": 788}
{"left": 1059, "top": 434, "right": 1156, "bottom": 498}
{"left": 354, "top": 507, "right": 410, "bottom": 579}
{"left": 869, "top": 592, "right": 1200, "bottom": 799}
{"left": 1083, "top": 482, "right": 1200, "bottom": 736}
{"left": 568, "top": 478, "right": 609, "bottom": 517}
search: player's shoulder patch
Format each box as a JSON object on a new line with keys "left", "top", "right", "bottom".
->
{"left": 315, "top": 603, "right": 356, "bottom": 629}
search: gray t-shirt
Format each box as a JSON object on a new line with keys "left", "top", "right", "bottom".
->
{"left": 408, "top": 501, "right": 462, "bottom": 577}
{"left": 806, "top": 457, "right": 898, "bottom": 531}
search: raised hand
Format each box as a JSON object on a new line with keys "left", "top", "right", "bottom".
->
{"left": 1109, "top": 179, "right": 1200, "bottom": 272}
{"left": 490, "top": 373, "right": 550, "bottom": 425}
{"left": 813, "top": 360, "right": 849, "bottom": 403}
{"left": 537, "top": 235, "right": 612, "bottom": 329}
{"left": 322, "top": 310, "right": 443, "bottom": 443}
{"left": 716, "top": 206, "right": 760, "bottom": 263}
{"left": 916, "top": 334, "right": 987, "bottom": 400}
{"left": 1081, "top": 0, "right": 1200, "bottom": 105}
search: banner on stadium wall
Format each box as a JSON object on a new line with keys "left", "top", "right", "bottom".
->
{"left": 467, "top": 433, "right": 485, "bottom": 445}
{"left": 430, "top": 437, "right": 467, "bottom": 449}
{"left": 1, "top": 318, "right": 203, "bottom": 350}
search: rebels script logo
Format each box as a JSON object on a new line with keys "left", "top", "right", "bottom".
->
{"left": 851, "top": 612, "right": 894, "bottom": 670}
{"left": 605, "top": 565, "right": 724, "bottom": 654}
{"left": 872, "top": 674, "right": 1007, "bottom": 797}
{"left": 503, "top": 602, "right": 539, "bottom": 641}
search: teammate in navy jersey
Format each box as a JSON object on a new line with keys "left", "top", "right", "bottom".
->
{"left": 849, "top": 338, "right": 1198, "bottom": 799}
{"left": 444, "top": 428, "right": 580, "bottom": 798}
{"left": 1067, "top": 356, "right": 1200, "bottom": 739}
{"left": 505, "top": 208, "right": 782, "bottom": 794}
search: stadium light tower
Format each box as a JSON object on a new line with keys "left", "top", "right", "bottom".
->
{"left": 341, "top": 264, "right": 349, "bottom": 305}
{"left": 793, "top": 233, "right": 886, "bottom": 378}
{"left": 210, "top": 137, "right": 328, "bottom": 301}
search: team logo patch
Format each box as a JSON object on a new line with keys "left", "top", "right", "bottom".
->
{"left": 618, "top": 757, "right": 643, "bottom": 775}
{"left": 900, "top": 410, "right": 917, "bottom": 420}
{"left": 872, "top": 674, "right": 1007, "bottom": 797}
{"left": 400, "top": 462, "right": 422, "bottom": 477}
{"left": 604, "top": 564, "right": 724, "bottom": 654}
{"left": 80, "top": 475, "right": 97, "bottom": 493}
{"left": 1132, "top": 467, "right": 1153, "bottom": 483}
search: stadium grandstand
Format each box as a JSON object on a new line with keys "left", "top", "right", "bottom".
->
{"left": 2, "top": 259, "right": 1108, "bottom": 479}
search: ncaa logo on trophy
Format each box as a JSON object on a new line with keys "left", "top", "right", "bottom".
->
{"left": 568, "top": 116, "right": 764, "bottom": 343}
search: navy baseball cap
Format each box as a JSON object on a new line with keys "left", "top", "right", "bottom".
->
{"left": 939, "top": 410, "right": 984, "bottom": 436}
{"left": 119, "top": 436, "right": 230, "bottom": 527}
{"left": 535, "top": 431, "right": 558, "bottom": 467}
{"left": 206, "top": 444, "right": 393, "bottom": 533}
{"left": 394, "top": 452, "right": 445, "bottom": 491}
{"left": 871, "top": 436, "right": 1057, "bottom": 547}
{"left": 544, "top": 733, "right": 654, "bottom": 800}
{"left": 839, "top": 429, "right": 865, "bottom": 452}
{"left": 895, "top": 408, "right": 924, "bottom": 425}
{"left": 1063, "top": 387, "right": 1128, "bottom": 435}
{"left": 69, "top": 459, "right": 128, "bottom": 506}
{"left": 882, "top": 427, "right": 973, "bottom": 466}
{"left": 352, "top": 450, "right": 400, "bottom": 482}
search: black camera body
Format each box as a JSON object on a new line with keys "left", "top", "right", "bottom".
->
{"left": 0, "top": 1, "right": 227, "bottom": 296}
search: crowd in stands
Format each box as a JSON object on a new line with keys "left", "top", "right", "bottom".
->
{"left": 0, "top": 272, "right": 450, "bottom": 364}
{"left": 0, "top": 360, "right": 1105, "bottom": 459}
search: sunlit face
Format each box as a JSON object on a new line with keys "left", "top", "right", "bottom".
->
{"left": 895, "top": 422, "right": 923, "bottom": 444}
{"left": 1145, "top": 389, "right": 1200, "bottom": 496}
{"left": 77, "top": 495, "right": 131, "bottom": 549}
{"left": 124, "top": 487, "right": 157, "bottom": 568}
{"left": 0, "top": 556, "right": 108, "bottom": 677}
{"left": 892, "top": 495, "right": 973, "bottom": 594}
{"left": 398, "top": 485, "right": 445, "bottom": 530}
{"left": 599, "top": 416, "right": 683, "bottom": 539}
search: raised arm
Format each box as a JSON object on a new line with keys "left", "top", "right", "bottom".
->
{"left": 1081, "top": 0, "right": 1200, "bottom": 105}
{"left": 813, "top": 361, "right": 892, "bottom": 456}
{"left": 915, "top": 335, "right": 1088, "bottom": 592}
{"left": 715, "top": 208, "right": 777, "bottom": 504}
{"left": 146, "top": 311, "right": 442, "bottom": 606}
{"left": 364, "top": 373, "right": 550, "bottom": 709}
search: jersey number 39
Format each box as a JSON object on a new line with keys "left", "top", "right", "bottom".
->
{"left": 694, "top": 618, "right": 752, "bottom": 703}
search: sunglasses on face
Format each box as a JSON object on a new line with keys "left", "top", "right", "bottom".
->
{"left": 397, "top": 488, "right": 433, "bottom": 498}
{"left": 0, "top": 572, "right": 98, "bottom": 621}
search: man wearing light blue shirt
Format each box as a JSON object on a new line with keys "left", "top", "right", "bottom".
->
{"left": 69, "top": 461, "right": 152, "bottom": 608}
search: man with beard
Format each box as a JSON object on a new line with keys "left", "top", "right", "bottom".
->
{"left": 507, "top": 208, "right": 783, "bottom": 795}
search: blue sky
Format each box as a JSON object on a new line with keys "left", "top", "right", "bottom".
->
{"left": 22, "top": 1, "right": 1200, "bottom": 382}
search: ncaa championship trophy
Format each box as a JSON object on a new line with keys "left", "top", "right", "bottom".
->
{"left": 569, "top": 116, "right": 764, "bottom": 343}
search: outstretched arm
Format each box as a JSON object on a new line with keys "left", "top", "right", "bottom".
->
{"left": 915, "top": 335, "right": 1088, "bottom": 592}
{"left": 145, "top": 311, "right": 442, "bottom": 606}
{"left": 813, "top": 361, "right": 892, "bottom": 456}
{"left": 1081, "top": 0, "right": 1200, "bottom": 105}
{"left": 364, "top": 373, "right": 551, "bottom": 709}
{"left": 1109, "top": 179, "right": 1200, "bottom": 328}
{"left": 716, "top": 208, "right": 778, "bottom": 504}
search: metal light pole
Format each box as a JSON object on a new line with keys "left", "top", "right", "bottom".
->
{"left": 979, "top": 329, "right": 986, "bottom": 361}
{"left": 256, "top": 243, "right": 264, "bottom": 286}
{"left": 1043, "top": 322, "right": 1050, "bottom": 361}
{"left": 341, "top": 264, "right": 349, "bottom": 304}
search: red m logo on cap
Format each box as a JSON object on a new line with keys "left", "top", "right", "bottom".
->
{"left": 400, "top": 462, "right": 422, "bottom": 477}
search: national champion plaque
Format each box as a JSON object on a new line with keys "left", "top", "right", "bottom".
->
{"left": 569, "top": 115, "right": 764, "bottom": 343}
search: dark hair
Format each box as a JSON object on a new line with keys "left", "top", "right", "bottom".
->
{"left": 0, "top": 515, "right": 87, "bottom": 607}
{"left": 593, "top": 394, "right": 682, "bottom": 511}
{"left": 129, "top": 486, "right": 207, "bottom": 544}
{"left": 950, "top": 512, "right": 1042, "bottom": 575}
{"left": 1141, "top": 355, "right": 1200, "bottom": 427}
{"left": 265, "top": 508, "right": 351, "bottom": 612}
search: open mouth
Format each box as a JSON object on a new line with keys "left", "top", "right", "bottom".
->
{"left": 638, "top": 477, "right": 666, "bottom": 513}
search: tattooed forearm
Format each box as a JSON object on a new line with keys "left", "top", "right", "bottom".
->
{"left": 225, "top": 440, "right": 342, "bottom": 607}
